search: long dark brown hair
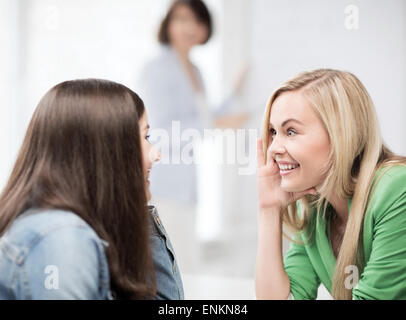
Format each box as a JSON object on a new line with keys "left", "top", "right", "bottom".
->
{"left": 0, "top": 79, "right": 156, "bottom": 299}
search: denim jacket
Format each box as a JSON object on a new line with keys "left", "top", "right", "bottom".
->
{"left": 148, "top": 205, "right": 184, "bottom": 300}
{"left": 0, "top": 207, "right": 184, "bottom": 300}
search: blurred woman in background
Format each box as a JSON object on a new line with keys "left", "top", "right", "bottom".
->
{"left": 138, "top": 0, "right": 248, "bottom": 274}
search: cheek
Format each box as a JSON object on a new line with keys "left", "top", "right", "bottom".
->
{"left": 296, "top": 138, "right": 330, "bottom": 178}
{"left": 168, "top": 22, "right": 182, "bottom": 40}
{"left": 141, "top": 142, "right": 150, "bottom": 165}
{"left": 198, "top": 27, "right": 208, "bottom": 43}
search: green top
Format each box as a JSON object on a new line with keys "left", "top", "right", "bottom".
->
{"left": 284, "top": 165, "right": 406, "bottom": 300}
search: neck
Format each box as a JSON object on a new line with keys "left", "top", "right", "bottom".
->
{"left": 172, "top": 44, "right": 191, "bottom": 63}
{"left": 327, "top": 194, "right": 349, "bottom": 225}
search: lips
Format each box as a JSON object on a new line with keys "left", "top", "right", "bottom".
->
{"left": 277, "top": 163, "right": 300, "bottom": 176}
{"left": 280, "top": 168, "right": 298, "bottom": 177}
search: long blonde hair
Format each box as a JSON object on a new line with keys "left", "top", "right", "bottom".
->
{"left": 261, "top": 69, "right": 406, "bottom": 300}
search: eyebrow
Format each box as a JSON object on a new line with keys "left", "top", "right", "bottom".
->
{"left": 269, "top": 118, "right": 303, "bottom": 128}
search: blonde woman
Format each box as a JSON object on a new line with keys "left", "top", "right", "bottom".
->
{"left": 255, "top": 69, "right": 406, "bottom": 300}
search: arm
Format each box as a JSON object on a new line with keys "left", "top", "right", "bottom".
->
{"left": 352, "top": 192, "right": 406, "bottom": 300}
{"left": 215, "top": 112, "right": 250, "bottom": 129}
{"left": 21, "top": 226, "right": 110, "bottom": 300}
{"left": 255, "top": 138, "right": 318, "bottom": 299}
{"left": 213, "top": 94, "right": 237, "bottom": 117}
{"left": 256, "top": 211, "right": 320, "bottom": 300}
{"left": 194, "top": 64, "right": 244, "bottom": 120}
{"left": 283, "top": 234, "right": 321, "bottom": 300}
{"left": 255, "top": 208, "right": 291, "bottom": 299}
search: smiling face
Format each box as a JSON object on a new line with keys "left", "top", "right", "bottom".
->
{"left": 168, "top": 4, "right": 209, "bottom": 51}
{"left": 268, "top": 90, "right": 331, "bottom": 193}
{"left": 139, "top": 112, "right": 161, "bottom": 201}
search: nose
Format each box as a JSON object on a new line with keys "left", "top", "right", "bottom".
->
{"left": 268, "top": 134, "right": 286, "bottom": 160}
{"left": 150, "top": 145, "right": 161, "bottom": 163}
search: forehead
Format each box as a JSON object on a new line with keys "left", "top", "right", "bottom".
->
{"left": 173, "top": 4, "right": 196, "bottom": 17}
{"left": 269, "top": 91, "right": 314, "bottom": 126}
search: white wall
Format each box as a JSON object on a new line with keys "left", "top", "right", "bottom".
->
{"left": 20, "top": 0, "right": 170, "bottom": 123}
{"left": 248, "top": 0, "right": 406, "bottom": 154}
{"left": 0, "top": 0, "right": 22, "bottom": 190}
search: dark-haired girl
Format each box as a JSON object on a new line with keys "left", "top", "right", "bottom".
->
{"left": 0, "top": 79, "right": 184, "bottom": 299}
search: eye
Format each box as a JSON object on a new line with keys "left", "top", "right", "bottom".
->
{"left": 287, "top": 128, "right": 296, "bottom": 136}
{"left": 269, "top": 128, "right": 276, "bottom": 136}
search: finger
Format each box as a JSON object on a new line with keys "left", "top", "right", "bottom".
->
{"left": 257, "top": 138, "right": 265, "bottom": 167}
{"left": 266, "top": 143, "right": 274, "bottom": 166}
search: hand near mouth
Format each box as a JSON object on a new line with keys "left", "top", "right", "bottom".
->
{"left": 257, "top": 138, "right": 317, "bottom": 211}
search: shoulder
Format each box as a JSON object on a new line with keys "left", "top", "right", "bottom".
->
{"left": 374, "top": 164, "right": 406, "bottom": 186}
{"left": 141, "top": 46, "right": 177, "bottom": 76}
{"left": 367, "top": 164, "right": 406, "bottom": 220}
{"left": 0, "top": 209, "right": 111, "bottom": 299}
{"left": 0, "top": 209, "right": 107, "bottom": 266}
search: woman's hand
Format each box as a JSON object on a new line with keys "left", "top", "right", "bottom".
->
{"left": 257, "top": 138, "right": 317, "bottom": 211}
{"left": 233, "top": 62, "right": 250, "bottom": 96}
{"left": 215, "top": 113, "right": 250, "bottom": 129}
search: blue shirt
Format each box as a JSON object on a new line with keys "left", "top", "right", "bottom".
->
{"left": 0, "top": 206, "right": 184, "bottom": 300}
{"left": 137, "top": 46, "right": 234, "bottom": 205}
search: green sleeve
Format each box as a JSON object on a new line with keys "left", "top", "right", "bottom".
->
{"left": 284, "top": 239, "right": 321, "bottom": 300}
{"left": 353, "top": 191, "right": 406, "bottom": 300}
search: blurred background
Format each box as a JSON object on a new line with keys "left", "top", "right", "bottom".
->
{"left": 1, "top": 0, "right": 405, "bottom": 299}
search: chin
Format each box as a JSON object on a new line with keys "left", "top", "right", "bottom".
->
{"left": 280, "top": 181, "right": 304, "bottom": 193}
